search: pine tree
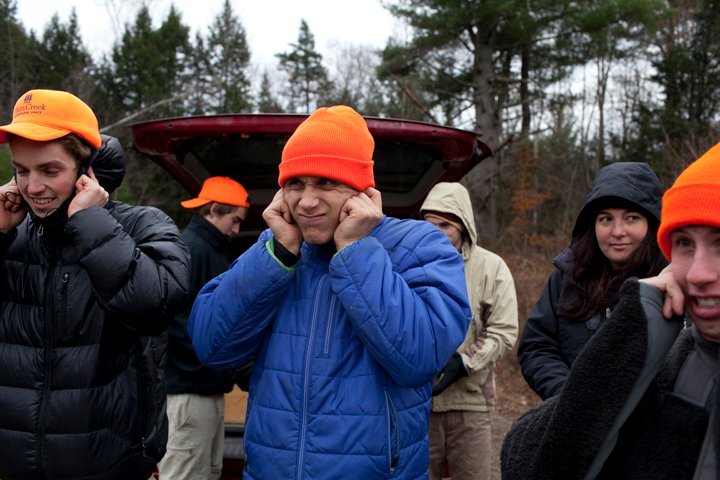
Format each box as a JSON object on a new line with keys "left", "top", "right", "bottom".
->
{"left": 34, "top": 10, "right": 93, "bottom": 95}
{"left": 276, "top": 20, "right": 331, "bottom": 113}
{"left": 184, "top": 31, "right": 211, "bottom": 115}
{"left": 95, "top": 5, "right": 190, "bottom": 123}
{"left": 204, "top": 0, "right": 253, "bottom": 113}
{"left": 0, "top": 0, "right": 35, "bottom": 121}
{"left": 256, "top": 71, "right": 283, "bottom": 113}
{"left": 379, "top": 0, "right": 665, "bottom": 241}
{"left": 91, "top": 4, "right": 191, "bottom": 211}
{"left": 656, "top": 0, "right": 720, "bottom": 155}
{"left": 613, "top": 0, "right": 720, "bottom": 181}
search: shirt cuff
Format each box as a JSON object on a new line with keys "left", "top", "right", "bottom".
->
{"left": 272, "top": 237, "right": 300, "bottom": 267}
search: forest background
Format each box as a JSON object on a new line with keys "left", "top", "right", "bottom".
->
{"left": 2, "top": 0, "right": 719, "bottom": 468}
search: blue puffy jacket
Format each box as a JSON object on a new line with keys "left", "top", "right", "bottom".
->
{"left": 189, "top": 216, "right": 471, "bottom": 479}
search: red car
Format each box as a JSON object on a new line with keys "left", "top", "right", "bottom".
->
{"left": 130, "top": 112, "right": 491, "bottom": 479}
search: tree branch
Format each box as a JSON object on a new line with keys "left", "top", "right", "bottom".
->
{"left": 100, "top": 95, "right": 183, "bottom": 133}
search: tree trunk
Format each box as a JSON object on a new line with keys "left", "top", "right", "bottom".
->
{"left": 465, "top": 38, "right": 502, "bottom": 244}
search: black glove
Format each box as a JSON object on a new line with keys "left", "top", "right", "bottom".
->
{"left": 432, "top": 352, "right": 468, "bottom": 396}
{"left": 232, "top": 359, "right": 255, "bottom": 392}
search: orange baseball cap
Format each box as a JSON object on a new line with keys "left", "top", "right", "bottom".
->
{"left": 180, "top": 176, "right": 250, "bottom": 209}
{"left": 0, "top": 89, "right": 101, "bottom": 149}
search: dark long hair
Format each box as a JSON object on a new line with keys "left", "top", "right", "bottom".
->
{"left": 561, "top": 215, "right": 666, "bottom": 321}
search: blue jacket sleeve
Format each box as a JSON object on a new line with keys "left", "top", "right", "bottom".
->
{"left": 188, "top": 230, "right": 294, "bottom": 368}
{"left": 329, "top": 222, "right": 471, "bottom": 387}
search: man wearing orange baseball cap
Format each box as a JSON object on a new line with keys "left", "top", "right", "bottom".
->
{"left": 502, "top": 144, "right": 720, "bottom": 479}
{"left": 159, "top": 176, "right": 250, "bottom": 480}
{"left": 187, "top": 105, "right": 471, "bottom": 478}
{"left": 179, "top": 176, "right": 250, "bottom": 238}
{"left": 0, "top": 89, "right": 189, "bottom": 480}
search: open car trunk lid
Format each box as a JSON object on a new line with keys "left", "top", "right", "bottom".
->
{"left": 130, "top": 113, "right": 491, "bottom": 240}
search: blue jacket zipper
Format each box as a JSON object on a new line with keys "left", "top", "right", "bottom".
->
{"left": 297, "top": 275, "right": 326, "bottom": 479}
{"left": 385, "top": 390, "right": 400, "bottom": 475}
{"left": 322, "top": 294, "right": 337, "bottom": 355}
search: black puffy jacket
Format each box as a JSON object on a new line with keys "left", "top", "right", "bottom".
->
{"left": 166, "top": 214, "right": 235, "bottom": 395}
{"left": 0, "top": 139, "right": 189, "bottom": 479}
{"left": 517, "top": 251, "right": 609, "bottom": 399}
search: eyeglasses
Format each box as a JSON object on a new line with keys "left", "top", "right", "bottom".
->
{"left": 0, "top": 191, "right": 21, "bottom": 206}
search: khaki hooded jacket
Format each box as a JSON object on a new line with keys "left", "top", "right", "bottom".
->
{"left": 421, "top": 182, "right": 519, "bottom": 412}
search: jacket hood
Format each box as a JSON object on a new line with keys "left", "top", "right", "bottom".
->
{"left": 571, "top": 162, "right": 662, "bottom": 240}
{"left": 420, "top": 182, "right": 477, "bottom": 255}
{"left": 91, "top": 134, "right": 126, "bottom": 195}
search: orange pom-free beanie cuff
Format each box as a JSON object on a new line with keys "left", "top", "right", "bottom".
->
{"left": 278, "top": 105, "right": 375, "bottom": 191}
{"left": 658, "top": 183, "right": 720, "bottom": 259}
{"left": 657, "top": 142, "right": 720, "bottom": 260}
{"left": 278, "top": 155, "right": 374, "bottom": 192}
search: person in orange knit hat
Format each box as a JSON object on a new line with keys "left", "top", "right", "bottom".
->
{"left": 187, "top": 105, "right": 472, "bottom": 479}
{"left": 502, "top": 145, "right": 720, "bottom": 479}
{"left": 0, "top": 89, "right": 190, "bottom": 480}
{"left": 159, "top": 176, "right": 250, "bottom": 480}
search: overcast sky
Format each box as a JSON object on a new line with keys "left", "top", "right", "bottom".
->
{"left": 16, "top": 0, "right": 402, "bottom": 68}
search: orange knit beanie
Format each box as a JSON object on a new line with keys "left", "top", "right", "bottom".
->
{"left": 278, "top": 105, "right": 375, "bottom": 191}
{"left": 658, "top": 142, "right": 720, "bottom": 259}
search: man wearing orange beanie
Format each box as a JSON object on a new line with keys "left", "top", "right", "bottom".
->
{"left": 188, "top": 105, "right": 471, "bottom": 479}
{"left": 501, "top": 146, "right": 720, "bottom": 479}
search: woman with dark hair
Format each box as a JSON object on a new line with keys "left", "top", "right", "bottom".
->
{"left": 517, "top": 162, "right": 665, "bottom": 400}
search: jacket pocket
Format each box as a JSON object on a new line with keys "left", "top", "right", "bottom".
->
{"left": 385, "top": 390, "right": 400, "bottom": 476}
{"left": 320, "top": 294, "right": 338, "bottom": 358}
{"left": 61, "top": 272, "right": 69, "bottom": 319}
{"left": 243, "top": 369, "right": 266, "bottom": 462}
{"left": 134, "top": 333, "right": 168, "bottom": 461}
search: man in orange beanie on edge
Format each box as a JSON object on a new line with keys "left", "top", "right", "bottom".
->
{"left": 502, "top": 144, "right": 720, "bottom": 479}
{"left": 187, "top": 105, "right": 471, "bottom": 479}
